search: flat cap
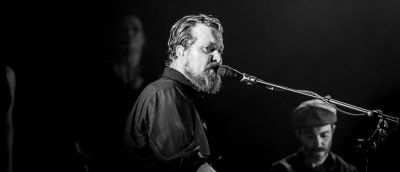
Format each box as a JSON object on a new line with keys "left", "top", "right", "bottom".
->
{"left": 292, "top": 99, "right": 337, "bottom": 129}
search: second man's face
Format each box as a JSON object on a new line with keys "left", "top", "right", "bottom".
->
{"left": 297, "top": 124, "right": 334, "bottom": 164}
{"left": 183, "top": 24, "right": 224, "bottom": 94}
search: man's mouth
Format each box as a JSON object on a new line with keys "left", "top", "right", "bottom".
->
{"left": 206, "top": 63, "right": 220, "bottom": 71}
{"left": 312, "top": 149, "right": 326, "bottom": 154}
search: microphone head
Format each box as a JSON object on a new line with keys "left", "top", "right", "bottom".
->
{"left": 217, "top": 65, "right": 242, "bottom": 79}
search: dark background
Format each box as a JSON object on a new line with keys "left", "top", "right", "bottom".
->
{"left": 4, "top": 0, "right": 399, "bottom": 171}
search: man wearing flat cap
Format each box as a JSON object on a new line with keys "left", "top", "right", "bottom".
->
{"left": 270, "top": 99, "right": 358, "bottom": 172}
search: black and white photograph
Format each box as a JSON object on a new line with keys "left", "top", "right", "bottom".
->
{"left": 2, "top": 0, "right": 399, "bottom": 171}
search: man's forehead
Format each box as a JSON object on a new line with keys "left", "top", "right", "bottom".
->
{"left": 211, "top": 29, "right": 223, "bottom": 42}
{"left": 302, "top": 124, "right": 332, "bottom": 133}
{"left": 192, "top": 24, "right": 223, "bottom": 43}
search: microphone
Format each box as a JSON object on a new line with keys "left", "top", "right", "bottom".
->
{"left": 217, "top": 65, "right": 259, "bottom": 86}
{"left": 217, "top": 65, "right": 243, "bottom": 80}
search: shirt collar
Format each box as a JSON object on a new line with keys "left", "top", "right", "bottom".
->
{"left": 162, "top": 67, "right": 196, "bottom": 89}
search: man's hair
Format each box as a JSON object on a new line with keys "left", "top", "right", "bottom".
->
{"left": 166, "top": 14, "right": 223, "bottom": 66}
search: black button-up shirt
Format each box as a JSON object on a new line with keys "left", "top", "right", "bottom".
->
{"left": 124, "top": 67, "right": 210, "bottom": 171}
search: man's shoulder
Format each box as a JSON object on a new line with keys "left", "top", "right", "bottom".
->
{"left": 141, "top": 77, "right": 178, "bottom": 93}
{"left": 136, "top": 77, "right": 183, "bottom": 101}
{"left": 273, "top": 152, "right": 301, "bottom": 164}
{"left": 270, "top": 152, "right": 299, "bottom": 172}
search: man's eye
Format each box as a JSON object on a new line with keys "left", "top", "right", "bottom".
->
{"left": 205, "top": 45, "right": 215, "bottom": 53}
{"left": 321, "top": 133, "right": 329, "bottom": 138}
{"left": 209, "top": 47, "right": 215, "bottom": 53}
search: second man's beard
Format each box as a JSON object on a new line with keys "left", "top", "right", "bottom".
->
{"left": 184, "top": 65, "right": 222, "bottom": 94}
{"left": 303, "top": 146, "right": 329, "bottom": 166}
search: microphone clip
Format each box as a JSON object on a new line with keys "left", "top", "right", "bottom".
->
{"left": 241, "top": 73, "right": 257, "bottom": 85}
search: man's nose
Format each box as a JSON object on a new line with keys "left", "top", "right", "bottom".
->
{"left": 210, "top": 52, "right": 222, "bottom": 64}
{"left": 315, "top": 136, "right": 324, "bottom": 148}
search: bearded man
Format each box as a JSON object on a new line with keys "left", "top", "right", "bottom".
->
{"left": 124, "top": 14, "right": 224, "bottom": 172}
{"left": 270, "top": 99, "right": 358, "bottom": 172}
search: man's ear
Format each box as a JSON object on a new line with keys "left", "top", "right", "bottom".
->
{"left": 331, "top": 124, "right": 336, "bottom": 133}
{"left": 176, "top": 45, "right": 186, "bottom": 58}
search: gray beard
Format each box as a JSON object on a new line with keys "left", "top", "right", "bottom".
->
{"left": 303, "top": 145, "right": 331, "bottom": 167}
{"left": 184, "top": 65, "right": 222, "bottom": 94}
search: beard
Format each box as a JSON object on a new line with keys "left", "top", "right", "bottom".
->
{"left": 184, "top": 62, "right": 222, "bottom": 94}
{"left": 308, "top": 148, "right": 328, "bottom": 162}
{"left": 304, "top": 143, "right": 331, "bottom": 165}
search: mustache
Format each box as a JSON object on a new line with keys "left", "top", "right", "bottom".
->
{"left": 206, "top": 62, "right": 221, "bottom": 70}
{"left": 311, "top": 147, "right": 327, "bottom": 152}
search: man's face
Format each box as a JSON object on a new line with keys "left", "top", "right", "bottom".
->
{"left": 118, "top": 15, "right": 145, "bottom": 66}
{"left": 183, "top": 24, "right": 224, "bottom": 94}
{"left": 297, "top": 124, "right": 334, "bottom": 164}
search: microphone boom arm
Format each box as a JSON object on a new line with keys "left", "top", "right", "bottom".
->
{"left": 239, "top": 73, "right": 399, "bottom": 125}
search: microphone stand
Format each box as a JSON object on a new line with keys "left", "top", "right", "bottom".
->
{"left": 239, "top": 72, "right": 399, "bottom": 172}
{"left": 240, "top": 73, "right": 399, "bottom": 124}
